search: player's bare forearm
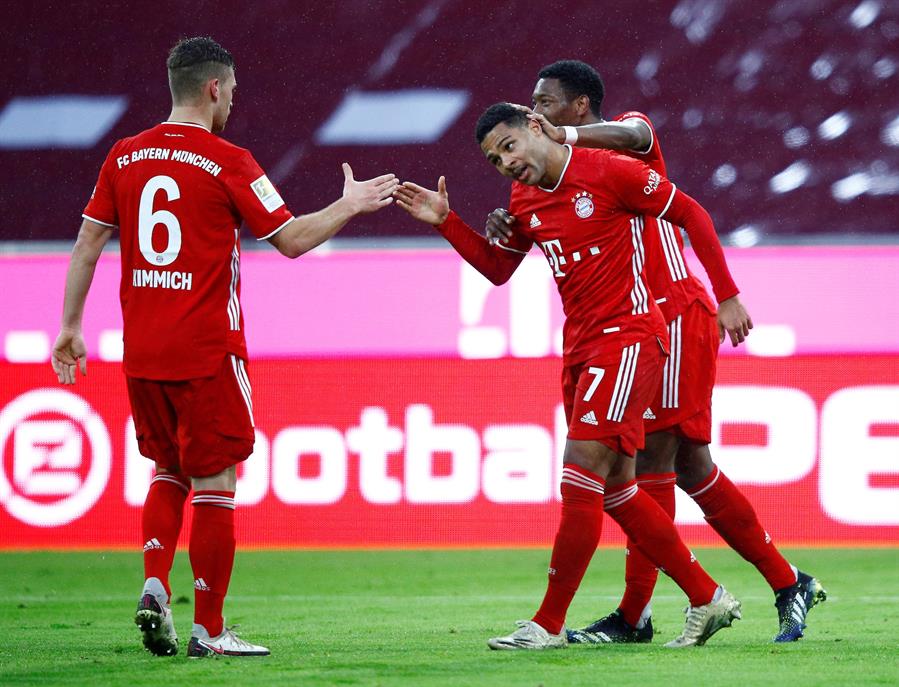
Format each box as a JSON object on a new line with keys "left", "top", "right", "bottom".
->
{"left": 531, "top": 114, "right": 650, "bottom": 152}
{"left": 61, "top": 221, "right": 112, "bottom": 330}
{"left": 54, "top": 220, "right": 110, "bottom": 384}
{"left": 575, "top": 119, "right": 650, "bottom": 152}
{"left": 271, "top": 164, "right": 397, "bottom": 258}
{"left": 270, "top": 198, "right": 357, "bottom": 258}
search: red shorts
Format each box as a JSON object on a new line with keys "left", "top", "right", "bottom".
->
{"left": 643, "top": 299, "right": 718, "bottom": 444}
{"left": 562, "top": 336, "right": 667, "bottom": 457}
{"left": 126, "top": 354, "right": 255, "bottom": 478}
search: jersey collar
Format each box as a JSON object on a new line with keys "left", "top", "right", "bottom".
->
{"left": 162, "top": 121, "right": 211, "bottom": 133}
{"left": 538, "top": 144, "right": 573, "bottom": 193}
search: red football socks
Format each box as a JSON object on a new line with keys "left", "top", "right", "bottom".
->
{"left": 189, "top": 490, "right": 236, "bottom": 638}
{"left": 689, "top": 465, "right": 796, "bottom": 591}
{"left": 142, "top": 473, "right": 190, "bottom": 600}
{"left": 606, "top": 481, "right": 718, "bottom": 608}
{"left": 617, "top": 473, "right": 677, "bottom": 627}
{"left": 532, "top": 465, "right": 606, "bottom": 635}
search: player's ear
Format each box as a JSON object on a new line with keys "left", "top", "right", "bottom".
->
{"left": 527, "top": 116, "right": 543, "bottom": 135}
{"left": 575, "top": 95, "right": 590, "bottom": 117}
{"left": 209, "top": 78, "right": 221, "bottom": 102}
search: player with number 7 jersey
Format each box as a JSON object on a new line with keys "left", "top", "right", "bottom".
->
{"left": 83, "top": 120, "right": 294, "bottom": 380}
{"left": 395, "top": 103, "right": 743, "bottom": 650}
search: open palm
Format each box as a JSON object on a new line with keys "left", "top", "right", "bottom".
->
{"left": 394, "top": 176, "right": 450, "bottom": 225}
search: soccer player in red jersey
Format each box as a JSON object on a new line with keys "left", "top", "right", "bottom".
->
{"left": 51, "top": 37, "right": 398, "bottom": 658}
{"left": 396, "top": 103, "right": 742, "bottom": 649}
{"left": 486, "top": 60, "right": 826, "bottom": 644}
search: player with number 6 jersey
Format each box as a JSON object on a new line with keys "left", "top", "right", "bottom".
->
{"left": 83, "top": 120, "right": 293, "bottom": 380}
{"left": 52, "top": 36, "right": 397, "bottom": 660}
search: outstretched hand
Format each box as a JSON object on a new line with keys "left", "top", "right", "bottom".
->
{"left": 393, "top": 176, "right": 450, "bottom": 226}
{"left": 51, "top": 329, "right": 87, "bottom": 385}
{"left": 342, "top": 163, "right": 399, "bottom": 215}
{"left": 717, "top": 295, "right": 753, "bottom": 347}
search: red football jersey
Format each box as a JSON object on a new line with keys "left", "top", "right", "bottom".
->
{"left": 83, "top": 121, "right": 294, "bottom": 380}
{"left": 612, "top": 111, "right": 714, "bottom": 322}
{"left": 506, "top": 146, "right": 669, "bottom": 365}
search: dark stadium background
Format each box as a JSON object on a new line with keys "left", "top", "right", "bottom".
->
{"left": 2, "top": 0, "right": 898, "bottom": 244}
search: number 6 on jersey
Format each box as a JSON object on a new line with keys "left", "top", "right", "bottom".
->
{"left": 138, "top": 175, "right": 182, "bottom": 266}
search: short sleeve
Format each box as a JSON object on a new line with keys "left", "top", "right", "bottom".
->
{"left": 605, "top": 153, "right": 677, "bottom": 219}
{"left": 224, "top": 150, "right": 295, "bottom": 240}
{"left": 617, "top": 112, "right": 654, "bottom": 155}
{"left": 82, "top": 146, "right": 119, "bottom": 228}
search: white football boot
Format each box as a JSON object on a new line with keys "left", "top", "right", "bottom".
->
{"left": 134, "top": 577, "right": 178, "bottom": 656}
{"left": 187, "top": 623, "right": 271, "bottom": 657}
{"left": 487, "top": 620, "right": 567, "bottom": 650}
{"left": 664, "top": 587, "right": 742, "bottom": 648}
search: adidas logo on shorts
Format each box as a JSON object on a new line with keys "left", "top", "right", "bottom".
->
{"left": 643, "top": 408, "right": 656, "bottom": 420}
{"left": 580, "top": 410, "right": 598, "bottom": 425}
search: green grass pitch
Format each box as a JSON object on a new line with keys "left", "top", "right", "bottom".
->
{"left": 1, "top": 548, "right": 897, "bottom": 686}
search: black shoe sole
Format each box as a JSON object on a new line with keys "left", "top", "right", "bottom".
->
{"left": 135, "top": 608, "right": 178, "bottom": 656}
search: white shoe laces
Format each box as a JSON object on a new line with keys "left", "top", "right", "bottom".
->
{"left": 221, "top": 625, "right": 255, "bottom": 649}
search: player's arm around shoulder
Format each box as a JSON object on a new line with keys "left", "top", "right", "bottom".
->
{"left": 52, "top": 219, "right": 114, "bottom": 384}
{"left": 528, "top": 112, "right": 651, "bottom": 154}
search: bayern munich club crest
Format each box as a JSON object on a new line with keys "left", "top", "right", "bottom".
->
{"left": 572, "top": 191, "right": 594, "bottom": 218}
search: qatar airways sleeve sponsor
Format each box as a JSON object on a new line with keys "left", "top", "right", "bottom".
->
{"left": 605, "top": 154, "right": 676, "bottom": 218}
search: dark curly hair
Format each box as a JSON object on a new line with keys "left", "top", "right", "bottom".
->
{"left": 167, "top": 37, "right": 235, "bottom": 103}
{"left": 475, "top": 103, "right": 529, "bottom": 143}
{"left": 537, "top": 60, "right": 605, "bottom": 117}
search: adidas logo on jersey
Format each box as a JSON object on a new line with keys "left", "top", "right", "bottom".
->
{"left": 194, "top": 578, "right": 211, "bottom": 592}
{"left": 643, "top": 408, "right": 656, "bottom": 420}
{"left": 143, "top": 538, "right": 163, "bottom": 552}
{"left": 580, "top": 410, "right": 598, "bottom": 425}
{"left": 530, "top": 213, "right": 542, "bottom": 228}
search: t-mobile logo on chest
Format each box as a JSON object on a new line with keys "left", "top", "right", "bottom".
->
{"left": 539, "top": 240, "right": 566, "bottom": 277}
{"left": 539, "top": 239, "right": 602, "bottom": 279}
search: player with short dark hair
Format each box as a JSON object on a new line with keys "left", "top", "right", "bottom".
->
{"left": 51, "top": 36, "right": 397, "bottom": 658}
{"left": 396, "top": 102, "right": 742, "bottom": 650}
{"left": 166, "top": 36, "right": 236, "bottom": 103}
{"left": 486, "top": 59, "right": 826, "bottom": 644}
{"left": 536, "top": 60, "right": 605, "bottom": 118}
